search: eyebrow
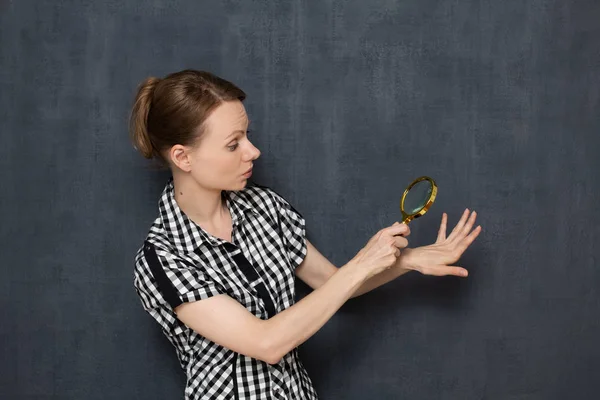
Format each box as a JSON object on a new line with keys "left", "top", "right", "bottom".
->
{"left": 224, "top": 121, "right": 251, "bottom": 141}
{"left": 225, "top": 130, "right": 246, "bottom": 141}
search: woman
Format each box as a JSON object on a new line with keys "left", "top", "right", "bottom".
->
{"left": 130, "top": 69, "right": 481, "bottom": 400}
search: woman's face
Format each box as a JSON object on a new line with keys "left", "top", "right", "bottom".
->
{"left": 177, "top": 100, "right": 261, "bottom": 191}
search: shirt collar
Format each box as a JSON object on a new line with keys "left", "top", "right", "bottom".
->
{"left": 158, "top": 177, "right": 258, "bottom": 254}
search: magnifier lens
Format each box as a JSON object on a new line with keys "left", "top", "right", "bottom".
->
{"left": 404, "top": 180, "right": 433, "bottom": 215}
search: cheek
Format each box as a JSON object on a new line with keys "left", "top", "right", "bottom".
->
{"left": 198, "top": 149, "right": 239, "bottom": 175}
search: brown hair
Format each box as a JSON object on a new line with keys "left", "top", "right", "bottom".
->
{"left": 128, "top": 69, "right": 246, "bottom": 165}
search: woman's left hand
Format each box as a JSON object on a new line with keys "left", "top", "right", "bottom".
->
{"left": 399, "top": 209, "right": 482, "bottom": 277}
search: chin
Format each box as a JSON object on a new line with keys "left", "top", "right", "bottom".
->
{"left": 230, "top": 179, "right": 250, "bottom": 192}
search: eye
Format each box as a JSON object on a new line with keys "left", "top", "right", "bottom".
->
{"left": 227, "top": 130, "right": 251, "bottom": 151}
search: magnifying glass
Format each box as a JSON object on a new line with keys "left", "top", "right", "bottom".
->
{"left": 400, "top": 176, "right": 438, "bottom": 224}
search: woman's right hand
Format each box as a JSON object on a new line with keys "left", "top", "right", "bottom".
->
{"left": 349, "top": 222, "right": 411, "bottom": 279}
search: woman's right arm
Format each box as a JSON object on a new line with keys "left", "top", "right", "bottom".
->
{"left": 175, "top": 223, "right": 409, "bottom": 365}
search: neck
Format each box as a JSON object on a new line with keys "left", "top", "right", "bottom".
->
{"left": 172, "top": 173, "right": 227, "bottom": 228}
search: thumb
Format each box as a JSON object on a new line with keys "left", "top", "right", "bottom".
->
{"left": 449, "top": 267, "right": 469, "bottom": 277}
{"left": 423, "top": 265, "right": 469, "bottom": 277}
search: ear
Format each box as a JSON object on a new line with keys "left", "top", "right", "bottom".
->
{"left": 169, "top": 144, "right": 193, "bottom": 172}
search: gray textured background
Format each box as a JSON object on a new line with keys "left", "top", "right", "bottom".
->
{"left": 2, "top": 0, "right": 599, "bottom": 399}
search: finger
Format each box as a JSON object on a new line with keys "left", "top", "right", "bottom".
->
{"left": 447, "top": 209, "right": 470, "bottom": 242}
{"left": 455, "top": 211, "right": 478, "bottom": 242}
{"left": 422, "top": 265, "right": 469, "bottom": 277}
{"left": 436, "top": 213, "right": 447, "bottom": 243}
{"left": 455, "top": 225, "right": 482, "bottom": 255}
{"left": 393, "top": 236, "right": 409, "bottom": 249}
{"left": 387, "top": 223, "right": 410, "bottom": 237}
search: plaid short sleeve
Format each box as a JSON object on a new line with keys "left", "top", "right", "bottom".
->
{"left": 159, "top": 249, "right": 224, "bottom": 304}
{"left": 271, "top": 190, "right": 308, "bottom": 269}
{"left": 135, "top": 244, "right": 224, "bottom": 311}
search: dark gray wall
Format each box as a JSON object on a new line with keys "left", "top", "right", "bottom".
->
{"left": 2, "top": 0, "right": 599, "bottom": 399}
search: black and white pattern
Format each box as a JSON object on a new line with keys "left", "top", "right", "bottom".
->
{"left": 133, "top": 177, "right": 319, "bottom": 400}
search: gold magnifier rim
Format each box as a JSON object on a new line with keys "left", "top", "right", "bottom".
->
{"left": 400, "top": 176, "right": 438, "bottom": 224}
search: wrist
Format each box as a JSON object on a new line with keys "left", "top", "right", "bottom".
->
{"left": 340, "top": 259, "right": 371, "bottom": 284}
{"left": 397, "top": 247, "right": 419, "bottom": 271}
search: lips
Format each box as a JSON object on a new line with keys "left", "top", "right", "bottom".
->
{"left": 243, "top": 167, "right": 253, "bottom": 175}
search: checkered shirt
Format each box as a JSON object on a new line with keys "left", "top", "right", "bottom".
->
{"left": 133, "top": 177, "right": 319, "bottom": 400}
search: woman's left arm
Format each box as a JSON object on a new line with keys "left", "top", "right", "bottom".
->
{"left": 296, "top": 209, "right": 482, "bottom": 298}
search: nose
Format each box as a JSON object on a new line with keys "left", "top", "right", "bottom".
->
{"left": 245, "top": 141, "right": 261, "bottom": 161}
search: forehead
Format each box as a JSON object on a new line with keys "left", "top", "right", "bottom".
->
{"left": 204, "top": 100, "right": 248, "bottom": 136}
